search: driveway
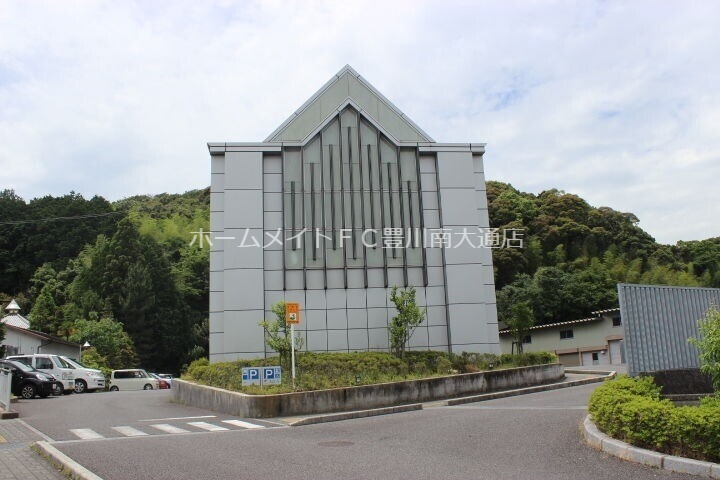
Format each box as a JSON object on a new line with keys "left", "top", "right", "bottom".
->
{"left": 31, "top": 382, "right": 698, "bottom": 480}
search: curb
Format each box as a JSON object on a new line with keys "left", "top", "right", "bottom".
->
{"left": 582, "top": 415, "right": 720, "bottom": 479}
{"left": 565, "top": 369, "right": 617, "bottom": 375}
{"left": 287, "top": 403, "right": 422, "bottom": 426}
{"left": 285, "top": 373, "right": 614, "bottom": 425}
{"left": 0, "top": 408, "right": 19, "bottom": 420}
{"left": 445, "top": 372, "right": 615, "bottom": 406}
{"left": 33, "top": 441, "right": 104, "bottom": 480}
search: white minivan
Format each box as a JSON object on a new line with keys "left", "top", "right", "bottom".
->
{"left": 59, "top": 356, "right": 106, "bottom": 393}
{"left": 7, "top": 354, "right": 75, "bottom": 395}
{"left": 108, "top": 369, "right": 159, "bottom": 391}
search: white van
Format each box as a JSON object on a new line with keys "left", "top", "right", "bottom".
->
{"left": 7, "top": 354, "right": 75, "bottom": 394}
{"left": 108, "top": 369, "right": 159, "bottom": 391}
{"left": 59, "top": 356, "right": 106, "bottom": 393}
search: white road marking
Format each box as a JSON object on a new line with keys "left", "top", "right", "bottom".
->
{"left": 70, "top": 429, "right": 104, "bottom": 440}
{"left": 139, "top": 415, "right": 216, "bottom": 422}
{"left": 112, "top": 426, "right": 149, "bottom": 437}
{"left": 222, "top": 420, "right": 266, "bottom": 429}
{"left": 187, "top": 422, "right": 229, "bottom": 432}
{"left": 449, "top": 406, "right": 588, "bottom": 410}
{"left": 150, "top": 424, "right": 191, "bottom": 434}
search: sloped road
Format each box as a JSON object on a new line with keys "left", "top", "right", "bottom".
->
{"left": 44, "top": 383, "right": 698, "bottom": 480}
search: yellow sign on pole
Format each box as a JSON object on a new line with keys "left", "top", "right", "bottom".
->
{"left": 286, "top": 302, "right": 300, "bottom": 325}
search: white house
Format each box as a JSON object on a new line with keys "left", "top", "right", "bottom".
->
{"left": 499, "top": 308, "right": 624, "bottom": 367}
{"left": 1, "top": 299, "right": 81, "bottom": 358}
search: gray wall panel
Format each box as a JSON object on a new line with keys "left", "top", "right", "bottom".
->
{"left": 348, "top": 329, "right": 370, "bottom": 350}
{"left": 225, "top": 151, "right": 263, "bottom": 190}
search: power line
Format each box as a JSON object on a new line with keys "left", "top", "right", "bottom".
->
{"left": 0, "top": 211, "right": 122, "bottom": 226}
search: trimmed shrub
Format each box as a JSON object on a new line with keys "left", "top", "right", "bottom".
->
{"left": 589, "top": 375, "right": 720, "bottom": 462}
{"left": 183, "top": 351, "right": 558, "bottom": 394}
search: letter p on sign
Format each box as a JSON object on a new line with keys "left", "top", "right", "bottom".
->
{"left": 286, "top": 302, "right": 300, "bottom": 325}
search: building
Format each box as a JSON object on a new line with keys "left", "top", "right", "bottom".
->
{"left": 499, "top": 308, "right": 624, "bottom": 367}
{"left": 1, "top": 299, "right": 81, "bottom": 358}
{"left": 208, "top": 65, "right": 499, "bottom": 361}
{"left": 619, "top": 283, "right": 720, "bottom": 376}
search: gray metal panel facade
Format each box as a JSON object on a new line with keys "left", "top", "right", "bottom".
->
{"left": 619, "top": 283, "right": 720, "bottom": 376}
{"left": 209, "top": 67, "right": 499, "bottom": 361}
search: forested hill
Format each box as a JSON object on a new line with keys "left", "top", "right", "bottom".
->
{"left": 1, "top": 184, "right": 718, "bottom": 371}
{"left": 487, "top": 181, "right": 719, "bottom": 326}
{"left": 0, "top": 188, "right": 210, "bottom": 373}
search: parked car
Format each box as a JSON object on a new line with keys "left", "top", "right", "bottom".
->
{"left": 59, "top": 356, "right": 106, "bottom": 393}
{"left": 156, "top": 373, "right": 173, "bottom": 385}
{"left": 6, "top": 354, "right": 75, "bottom": 395}
{"left": 0, "top": 359, "right": 57, "bottom": 399}
{"left": 108, "top": 369, "right": 159, "bottom": 391}
{"left": 149, "top": 373, "right": 171, "bottom": 389}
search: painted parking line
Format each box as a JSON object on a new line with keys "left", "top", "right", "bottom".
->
{"left": 150, "top": 424, "right": 191, "bottom": 434}
{"left": 70, "top": 429, "right": 104, "bottom": 440}
{"left": 112, "top": 426, "right": 149, "bottom": 437}
{"left": 187, "top": 422, "right": 229, "bottom": 432}
{"left": 221, "top": 420, "right": 266, "bottom": 429}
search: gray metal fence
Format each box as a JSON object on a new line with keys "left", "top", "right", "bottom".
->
{"left": 618, "top": 283, "right": 720, "bottom": 376}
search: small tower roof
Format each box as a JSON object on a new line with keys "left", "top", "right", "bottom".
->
{"left": 5, "top": 299, "right": 20, "bottom": 313}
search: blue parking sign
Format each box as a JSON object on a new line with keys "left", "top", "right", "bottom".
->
{"left": 262, "top": 366, "right": 282, "bottom": 385}
{"left": 241, "top": 367, "right": 261, "bottom": 386}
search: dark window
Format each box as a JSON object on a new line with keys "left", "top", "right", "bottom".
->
{"left": 592, "top": 352, "right": 599, "bottom": 361}
{"left": 560, "top": 329, "right": 574, "bottom": 339}
{"left": 522, "top": 335, "right": 532, "bottom": 344}
{"left": 612, "top": 317, "right": 622, "bottom": 327}
{"left": 11, "top": 356, "right": 31, "bottom": 367}
{"left": 36, "top": 357, "right": 53, "bottom": 370}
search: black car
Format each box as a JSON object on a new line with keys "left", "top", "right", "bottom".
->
{"left": 0, "top": 359, "right": 56, "bottom": 399}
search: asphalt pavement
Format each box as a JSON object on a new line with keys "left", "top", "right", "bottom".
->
{"left": 27, "top": 383, "right": 700, "bottom": 480}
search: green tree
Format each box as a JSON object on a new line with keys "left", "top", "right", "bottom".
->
{"left": 388, "top": 286, "right": 425, "bottom": 358}
{"left": 504, "top": 301, "right": 535, "bottom": 354}
{"left": 259, "top": 302, "right": 303, "bottom": 373}
{"left": 690, "top": 305, "right": 720, "bottom": 390}
{"left": 29, "top": 286, "right": 60, "bottom": 334}
{"left": 69, "top": 316, "right": 139, "bottom": 370}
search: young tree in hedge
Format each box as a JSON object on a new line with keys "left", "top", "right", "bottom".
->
{"left": 389, "top": 286, "right": 425, "bottom": 358}
{"left": 259, "top": 302, "right": 304, "bottom": 374}
{"left": 690, "top": 305, "right": 720, "bottom": 390}
{"left": 505, "top": 301, "right": 534, "bottom": 354}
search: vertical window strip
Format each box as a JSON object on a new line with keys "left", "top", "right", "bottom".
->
{"left": 415, "top": 148, "right": 428, "bottom": 286}
{"left": 338, "top": 114, "right": 348, "bottom": 288}
{"left": 396, "top": 146, "right": 408, "bottom": 287}
{"left": 377, "top": 131, "right": 389, "bottom": 287}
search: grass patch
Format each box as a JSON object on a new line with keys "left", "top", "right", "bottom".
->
{"left": 588, "top": 375, "right": 720, "bottom": 463}
{"left": 182, "top": 350, "right": 557, "bottom": 394}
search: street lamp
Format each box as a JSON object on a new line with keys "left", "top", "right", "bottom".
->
{"left": 81, "top": 341, "right": 91, "bottom": 362}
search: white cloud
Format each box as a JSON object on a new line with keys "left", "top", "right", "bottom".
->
{"left": 0, "top": 0, "right": 718, "bottom": 243}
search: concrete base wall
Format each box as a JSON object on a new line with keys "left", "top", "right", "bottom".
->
{"left": 173, "top": 364, "right": 564, "bottom": 418}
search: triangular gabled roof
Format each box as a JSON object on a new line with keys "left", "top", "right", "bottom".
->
{"left": 266, "top": 65, "right": 434, "bottom": 144}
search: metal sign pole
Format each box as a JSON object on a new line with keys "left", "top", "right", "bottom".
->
{"left": 290, "top": 323, "right": 296, "bottom": 386}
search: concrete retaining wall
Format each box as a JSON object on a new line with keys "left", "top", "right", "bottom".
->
{"left": 173, "top": 364, "right": 564, "bottom": 418}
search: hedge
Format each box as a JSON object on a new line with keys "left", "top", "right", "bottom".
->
{"left": 183, "top": 350, "right": 557, "bottom": 393}
{"left": 588, "top": 375, "right": 720, "bottom": 463}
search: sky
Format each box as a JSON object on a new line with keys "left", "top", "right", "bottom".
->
{"left": 0, "top": 0, "right": 718, "bottom": 244}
